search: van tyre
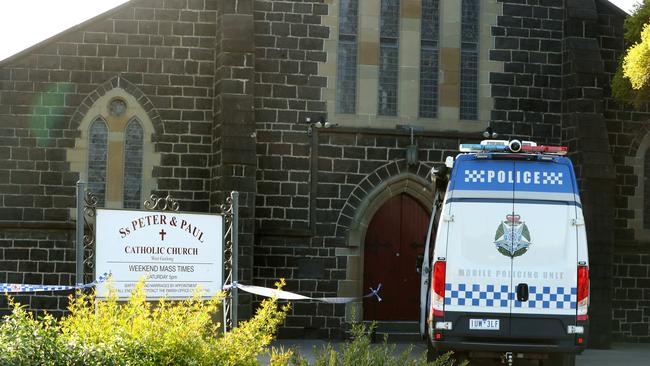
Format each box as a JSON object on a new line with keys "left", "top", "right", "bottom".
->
{"left": 546, "top": 353, "right": 575, "bottom": 366}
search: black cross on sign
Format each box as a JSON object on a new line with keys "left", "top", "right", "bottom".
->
{"left": 159, "top": 229, "right": 167, "bottom": 241}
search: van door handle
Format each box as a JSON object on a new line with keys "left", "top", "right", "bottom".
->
{"left": 516, "top": 283, "right": 529, "bottom": 302}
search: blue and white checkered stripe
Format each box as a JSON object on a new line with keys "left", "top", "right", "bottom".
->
{"left": 515, "top": 285, "right": 576, "bottom": 310}
{"left": 445, "top": 283, "right": 576, "bottom": 310}
{"left": 445, "top": 283, "right": 513, "bottom": 308}
{"left": 0, "top": 272, "right": 110, "bottom": 293}
{"left": 541, "top": 172, "right": 563, "bottom": 185}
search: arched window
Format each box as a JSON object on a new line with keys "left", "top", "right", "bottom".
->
{"left": 460, "top": 0, "right": 480, "bottom": 120}
{"left": 336, "top": 0, "right": 359, "bottom": 114}
{"left": 68, "top": 88, "right": 159, "bottom": 209}
{"left": 378, "top": 0, "right": 400, "bottom": 116}
{"left": 123, "top": 119, "right": 144, "bottom": 209}
{"left": 419, "top": 0, "right": 440, "bottom": 118}
{"left": 88, "top": 119, "right": 108, "bottom": 206}
{"left": 624, "top": 133, "right": 650, "bottom": 241}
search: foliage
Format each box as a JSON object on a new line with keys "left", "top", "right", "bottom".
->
{"left": 613, "top": 0, "right": 650, "bottom": 107}
{"left": 288, "top": 322, "right": 467, "bottom": 366}
{"left": 0, "top": 300, "right": 69, "bottom": 366}
{"left": 624, "top": 0, "right": 650, "bottom": 44}
{"left": 0, "top": 279, "right": 290, "bottom": 366}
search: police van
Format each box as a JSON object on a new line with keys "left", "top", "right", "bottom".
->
{"left": 419, "top": 140, "right": 589, "bottom": 366}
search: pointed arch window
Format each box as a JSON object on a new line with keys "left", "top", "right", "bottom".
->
{"left": 460, "top": 0, "right": 480, "bottom": 120}
{"left": 420, "top": 0, "right": 440, "bottom": 118}
{"left": 69, "top": 90, "right": 159, "bottom": 210}
{"left": 123, "top": 119, "right": 144, "bottom": 209}
{"left": 88, "top": 119, "right": 108, "bottom": 206}
{"left": 378, "top": 0, "right": 400, "bottom": 116}
{"left": 336, "top": 0, "right": 359, "bottom": 114}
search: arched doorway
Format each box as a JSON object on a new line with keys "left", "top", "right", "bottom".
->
{"left": 363, "top": 193, "right": 430, "bottom": 320}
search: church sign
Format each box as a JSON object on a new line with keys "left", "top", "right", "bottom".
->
{"left": 95, "top": 209, "right": 223, "bottom": 299}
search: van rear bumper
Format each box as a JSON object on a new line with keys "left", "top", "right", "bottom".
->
{"left": 431, "top": 312, "right": 588, "bottom": 355}
{"left": 433, "top": 339, "right": 585, "bottom": 354}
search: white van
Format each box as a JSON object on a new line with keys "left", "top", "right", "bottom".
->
{"left": 420, "top": 140, "right": 589, "bottom": 366}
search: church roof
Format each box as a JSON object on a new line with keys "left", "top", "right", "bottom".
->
{"left": 0, "top": 0, "right": 134, "bottom": 66}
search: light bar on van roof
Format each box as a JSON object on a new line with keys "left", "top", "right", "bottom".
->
{"left": 459, "top": 140, "right": 568, "bottom": 155}
{"left": 520, "top": 145, "right": 567, "bottom": 155}
{"left": 459, "top": 144, "right": 508, "bottom": 152}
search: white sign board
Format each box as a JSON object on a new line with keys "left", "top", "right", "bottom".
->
{"left": 95, "top": 209, "right": 223, "bottom": 299}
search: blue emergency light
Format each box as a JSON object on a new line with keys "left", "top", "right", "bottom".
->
{"left": 459, "top": 140, "right": 567, "bottom": 155}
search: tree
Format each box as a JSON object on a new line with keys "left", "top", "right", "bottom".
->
{"left": 613, "top": 0, "right": 650, "bottom": 107}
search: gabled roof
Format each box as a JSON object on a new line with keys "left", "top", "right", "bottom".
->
{"left": 600, "top": 0, "right": 632, "bottom": 17}
{"left": 0, "top": 0, "right": 134, "bottom": 66}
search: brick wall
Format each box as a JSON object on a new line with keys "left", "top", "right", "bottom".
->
{"left": 562, "top": 0, "right": 618, "bottom": 347}
{"left": 254, "top": 127, "right": 466, "bottom": 337}
{"left": 253, "top": 0, "right": 328, "bottom": 232}
{"left": 598, "top": 0, "right": 650, "bottom": 342}
{"left": 212, "top": 0, "right": 258, "bottom": 319}
{"left": 252, "top": 0, "right": 332, "bottom": 337}
{"left": 489, "top": 0, "right": 564, "bottom": 143}
{"left": 0, "top": 0, "right": 217, "bottom": 313}
{"left": 0, "top": 227, "right": 75, "bottom": 316}
{"left": 612, "top": 253, "right": 650, "bottom": 342}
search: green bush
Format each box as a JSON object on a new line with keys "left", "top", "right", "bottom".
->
{"left": 0, "top": 279, "right": 290, "bottom": 366}
{"left": 288, "top": 323, "right": 467, "bottom": 366}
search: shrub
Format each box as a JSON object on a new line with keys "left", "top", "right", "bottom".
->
{"left": 0, "top": 279, "right": 290, "bottom": 366}
{"left": 0, "top": 300, "right": 68, "bottom": 366}
{"left": 288, "top": 322, "right": 467, "bottom": 366}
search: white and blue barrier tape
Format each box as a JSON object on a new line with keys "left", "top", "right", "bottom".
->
{"left": 0, "top": 273, "right": 111, "bottom": 293}
{"left": 223, "top": 282, "right": 383, "bottom": 304}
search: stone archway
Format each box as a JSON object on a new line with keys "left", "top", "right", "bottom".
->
{"left": 335, "top": 165, "right": 434, "bottom": 322}
{"left": 626, "top": 128, "right": 650, "bottom": 241}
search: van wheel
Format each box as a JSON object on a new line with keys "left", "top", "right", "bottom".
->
{"left": 546, "top": 353, "right": 575, "bottom": 366}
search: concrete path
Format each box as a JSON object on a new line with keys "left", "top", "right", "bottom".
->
{"left": 261, "top": 340, "right": 650, "bottom": 365}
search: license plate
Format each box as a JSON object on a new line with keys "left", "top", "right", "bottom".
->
{"left": 469, "top": 318, "right": 500, "bottom": 330}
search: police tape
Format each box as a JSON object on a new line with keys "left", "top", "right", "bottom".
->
{"left": 0, "top": 273, "right": 111, "bottom": 293}
{"left": 223, "top": 282, "right": 382, "bottom": 304}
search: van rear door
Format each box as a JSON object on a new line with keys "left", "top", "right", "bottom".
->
{"left": 442, "top": 157, "right": 515, "bottom": 339}
{"left": 510, "top": 158, "right": 579, "bottom": 340}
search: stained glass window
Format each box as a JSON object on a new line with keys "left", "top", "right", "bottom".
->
{"left": 88, "top": 118, "right": 108, "bottom": 206}
{"left": 336, "top": 0, "right": 359, "bottom": 114}
{"left": 123, "top": 119, "right": 144, "bottom": 209}
{"left": 420, "top": 0, "right": 440, "bottom": 118}
{"left": 378, "top": 0, "right": 399, "bottom": 116}
{"left": 460, "top": 0, "right": 479, "bottom": 120}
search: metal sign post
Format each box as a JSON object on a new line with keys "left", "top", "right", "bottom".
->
{"left": 221, "top": 191, "right": 239, "bottom": 332}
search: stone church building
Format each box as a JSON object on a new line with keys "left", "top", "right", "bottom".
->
{"left": 0, "top": 0, "right": 649, "bottom": 344}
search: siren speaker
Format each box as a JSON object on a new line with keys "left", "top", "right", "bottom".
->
{"left": 509, "top": 139, "right": 522, "bottom": 152}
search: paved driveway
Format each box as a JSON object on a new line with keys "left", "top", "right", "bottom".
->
{"left": 263, "top": 340, "right": 649, "bottom": 365}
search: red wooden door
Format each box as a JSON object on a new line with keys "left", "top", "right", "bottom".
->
{"left": 363, "top": 193, "right": 430, "bottom": 320}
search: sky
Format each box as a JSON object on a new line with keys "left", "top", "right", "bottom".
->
{"left": 0, "top": 0, "right": 643, "bottom": 62}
